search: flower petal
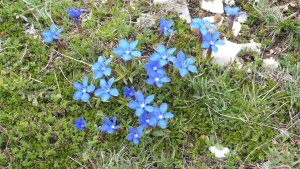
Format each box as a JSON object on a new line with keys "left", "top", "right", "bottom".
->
{"left": 119, "top": 39, "right": 129, "bottom": 49}
{"left": 100, "top": 79, "right": 107, "bottom": 88}
{"left": 164, "top": 112, "right": 174, "bottom": 119}
{"left": 97, "top": 56, "right": 104, "bottom": 64}
{"left": 50, "top": 24, "right": 56, "bottom": 33}
{"left": 179, "top": 68, "right": 189, "bottom": 77}
{"left": 128, "top": 101, "right": 139, "bottom": 109}
{"left": 107, "top": 77, "right": 114, "bottom": 88}
{"left": 122, "top": 54, "right": 132, "bottom": 61}
{"left": 188, "top": 65, "right": 198, "bottom": 73}
{"left": 126, "top": 134, "right": 134, "bottom": 141}
{"left": 94, "top": 89, "right": 105, "bottom": 97}
{"left": 87, "top": 85, "right": 95, "bottom": 92}
{"left": 109, "top": 88, "right": 119, "bottom": 96}
{"left": 177, "top": 51, "right": 186, "bottom": 62}
{"left": 81, "top": 93, "right": 90, "bottom": 102}
{"left": 167, "top": 47, "right": 176, "bottom": 55}
{"left": 129, "top": 40, "right": 138, "bottom": 50}
{"left": 145, "top": 95, "right": 154, "bottom": 104}
{"left": 160, "top": 103, "right": 168, "bottom": 113}
{"left": 159, "top": 59, "right": 168, "bottom": 67}
{"left": 82, "top": 77, "right": 88, "bottom": 87}
{"left": 146, "top": 78, "right": 155, "bottom": 85}
{"left": 136, "top": 108, "right": 144, "bottom": 116}
{"left": 113, "top": 48, "right": 125, "bottom": 56}
{"left": 73, "top": 91, "right": 82, "bottom": 100}
{"left": 149, "top": 116, "right": 158, "bottom": 126}
{"left": 211, "top": 45, "right": 218, "bottom": 53}
{"left": 145, "top": 106, "right": 153, "bottom": 112}
{"left": 101, "top": 93, "right": 111, "bottom": 102}
{"left": 131, "top": 50, "right": 141, "bottom": 57}
{"left": 215, "top": 40, "right": 225, "bottom": 46}
{"left": 133, "top": 138, "right": 139, "bottom": 145}
{"left": 212, "top": 32, "right": 220, "bottom": 41}
{"left": 137, "top": 126, "right": 144, "bottom": 135}
{"left": 100, "top": 124, "right": 109, "bottom": 132}
{"left": 149, "top": 53, "right": 161, "bottom": 61}
{"left": 73, "top": 82, "right": 82, "bottom": 91}
{"left": 160, "top": 77, "right": 171, "bottom": 83}
{"left": 135, "top": 91, "right": 144, "bottom": 103}
{"left": 103, "top": 67, "right": 112, "bottom": 76}
{"left": 201, "top": 41, "right": 210, "bottom": 49}
{"left": 94, "top": 71, "right": 103, "bottom": 79}
{"left": 190, "top": 22, "right": 200, "bottom": 30}
{"left": 158, "top": 120, "right": 167, "bottom": 129}
{"left": 156, "top": 45, "right": 166, "bottom": 55}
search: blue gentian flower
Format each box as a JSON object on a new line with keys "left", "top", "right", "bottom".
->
{"left": 146, "top": 69, "right": 171, "bottom": 87}
{"left": 91, "top": 56, "right": 112, "bottom": 79}
{"left": 42, "top": 24, "right": 63, "bottom": 43}
{"left": 124, "top": 86, "right": 135, "bottom": 99}
{"left": 128, "top": 91, "right": 154, "bottom": 116}
{"left": 126, "top": 126, "right": 144, "bottom": 145}
{"left": 73, "top": 76, "right": 95, "bottom": 102}
{"left": 224, "top": 6, "right": 246, "bottom": 17}
{"left": 172, "top": 51, "right": 197, "bottom": 77}
{"left": 113, "top": 39, "right": 141, "bottom": 61}
{"left": 149, "top": 45, "right": 177, "bottom": 67}
{"left": 201, "top": 32, "right": 225, "bottom": 53}
{"left": 159, "top": 18, "right": 176, "bottom": 36}
{"left": 99, "top": 116, "right": 119, "bottom": 134}
{"left": 138, "top": 111, "right": 150, "bottom": 128}
{"left": 94, "top": 77, "right": 119, "bottom": 102}
{"left": 68, "top": 8, "right": 84, "bottom": 21}
{"left": 75, "top": 117, "right": 87, "bottom": 130}
{"left": 144, "top": 59, "right": 163, "bottom": 72}
{"left": 149, "top": 103, "right": 174, "bottom": 129}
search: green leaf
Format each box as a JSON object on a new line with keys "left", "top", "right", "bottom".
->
{"left": 152, "top": 130, "right": 165, "bottom": 137}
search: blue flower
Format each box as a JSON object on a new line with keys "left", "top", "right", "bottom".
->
{"left": 138, "top": 111, "right": 150, "bottom": 128}
{"left": 91, "top": 56, "right": 112, "bottom": 79}
{"left": 159, "top": 18, "right": 176, "bottom": 36}
{"left": 201, "top": 32, "right": 225, "bottom": 53}
{"left": 42, "top": 24, "right": 63, "bottom": 43}
{"left": 172, "top": 51, "right": 197, "bottom": 77}
{"left": 146, "top": 69, "right": 171, "bottom": 88}
{"left": 190, "top": 18, "right": 215, "bottom": 36}
{"left": 99, "top": 116, "right": 119, "bottom": 134}
{"left": 75, "top": 117, "right": 87, "bottom": 130}
{"left": 144, "top": 59, "right": 163, "bottom": 72}
{"left": 126, "top": 126, "right": 144, "bottom": 145}
{"left": 113, "top": 39, "right": 141, "bottom": 61}
{"left": 68, "top": 8, "right": 84, "bottom": 21}
{"left": 224, "top": 6, "right": 246, "bottom": 17}
{"left": 73, "top": 76, "right": 95, "bottom": 102}
{"left": 128, "top": 91, "right": 154, "bottom": 116}
{"left": 149, "top": 45, "right": 177, "bottom": 67}
{"left": 94, "top": 77, "right": 119, "bottom": 102}
{"left": 149, "top": 103, "right": 174, "bottom": 129}
{"left": 124, "top": 86, "right": 135, "bottom": 99}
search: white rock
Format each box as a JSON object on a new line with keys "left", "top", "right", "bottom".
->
{"left": 203, "top": 40, "right": 242, "bottom": 66}
{"left": 224, "top": 0, "right": 235, "bottom": 5}
{"left": 203, "top": 16, "right": 224, "bottom": 28}
{"left": 262, "top": 57, "right": 279, "bottom": 69}
{"left": 238, "top": 13, "right": 248, "bottom": 23}
{"left": 153, "top": 0, "right": 191, "bottom": 23}
{"left": 201, "top": 0, "right": 224, "bottom": 14}
{"left": 232, "top": 21, "right": 241, "bottom": 36}
{"left": 136, "top": 14, "right": 156, "bottom": 28}
{"left": 209, "top": 146, "right": 230, "bottom": 158}
{"left": 241, "top": 40, "right": 261, "bottom": 54}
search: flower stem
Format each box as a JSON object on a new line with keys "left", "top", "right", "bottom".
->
{"left": 156, "top": 32, "right": 163, "bottom": 41}
{"left": 197, "top": 32, "right": 203, "bottom": 44}
{"left": 207, "top": 48, "right": 212, "bottom": 58}
{"left": 55, "top": 40, "right": 63, "bottom": 51}
{"left": 126, "top": 60, "right": 132, "bottom": 77}
{"left": 227, "top": 16, "right": 235, "bottom": 33}
{"left": 75, "top": 20, "right": 86, "bottom": 39}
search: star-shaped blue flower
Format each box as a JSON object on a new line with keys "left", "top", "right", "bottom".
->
{"left": 146, "top": 69, "right": 171, "bottom": 88}
{"left": 224, "top": 6, "right": 246, "bottom": 17}
{"left": 172, "top": 51, "right": 197, "bottom": 77}
{"left": 201, "top": 32, "right": 225, "bottom": 53}
{"left": 68, "top": 8, "right": 84, "bottom": 21}
{"left": 73, "top": 76, "right": 95, "bottom": 102}
{"left": 124, "top": 86, "right": 135, "bottom": 99}
{"left": 99, "top": 116, "right": 119, "bottom": 134}
{"left": 149, "top": 45, "right": 177, "bottom": 67}
{"left": 42, "top": 24, "right": 63, "bottom": 43}
{"left": 75, "top": 117, "right": 87, "bottom": 130}
{"left": 159, "top": 18, "right": 176, "bottom": 36}
{"left": 128, "top": 91, "right": 154, "bottom": 116}
{"left": 126, "top": 126, "right": 144, "bottom": 145}
{"left": 94, "top": 77, "right": 119, "bottom": 102}
{"left": 113, "top": 39, "right": 141, "bottom": 61}
{"left": 149, "top": 103, "right": 174, "bottom": 129}
{"left": 91, "top": 56, "right": 112, "bottom": 79}
{"left": 144, "top": 59, "right": 164, "bottom": 72}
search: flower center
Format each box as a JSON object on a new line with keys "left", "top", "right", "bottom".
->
{"left": 164, "top": 26, "right": 167, "bottom": 31}
{"left": 158, "top": 114, "right": 163, "bottom": 119}
{"left": 140, "top": 103, "right": 145, "bottom": 108}
{"left": 104, "top": 87, "right": 110, "bottom": 93}
{"left": 111, "top": 125, "right": 114, "bottom": 129}
{"left": 182, "top": 61, "right": 187, "bottom": 68}
{"left": 125, "top": 49, "right": 130, "bottom": 54}
{"left": 81, "top": 124, "right": 85, "bottom": 128}
{"left": 153, "top": 66, "right": 157, "bottom": 70}
{"left": 82, "top": 88, "right": 87, "bottom": 93}
{"left": 162, "top": 54, "right": 167, "bottom": 59}
{"left": 146, "top": 119, "right": 149, "bottom": 123}
{"left": 210, "top": 40, "right": 215, "bottom": 45}
{"left": 155, "top": 77, "right": 159, "bottom": 82}
{"left": 100, "top": 64, "right": 106, "bottom": 70}
{"left": 134, "top": 134, "right": 138, "bottom": 138}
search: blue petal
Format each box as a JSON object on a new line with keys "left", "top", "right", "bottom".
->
{"left": 160, "top": 77, "right": 171, "bottom": 83}
{"left": 73, "top": 91, "right": 82, "bottom": 100}
{"left": 192, "top": 18, "right": 202, "bottom": 23}
{"left": 42, "top": 30, "right": 52, "bottom": 36}
{"left": 82, "top": 77, "right": 88, "bottom": 87}
{"left": 164, "top": 112, "right": 174, "bottom": 119}
{"left": 215, "top": 40, "right": 225, "bottom": 45}
{"left": 110, "top": 88, "right": 119, "bottom": 96}
{"left": 146, "top": 78, "right": 155, "bottom": 85}
{"left": 145, "top": 95, "right": 154, "bottom": 104}
{"left": 158, "top": 59, "right": 168, "bottom": 67}
{"left": 50, "top": 24, "right": 56, "bottom": 33}
{"left": 112, "top": 116, "right": 117, "bottom": 124}
{"left": 136, "top": 108, "right": 144, "bottom": 116}
{"left": 131, "top": 50, "right": 141, "bottom": 57}
{"left": 156, "top": 81, "right": 163, "bottom": 88}
{"left": 201, "top": 41, "right": 210, "bottom": 49}
{"left": 43, "top": 36, "right": 53, "bottom": 43}
{"left": 212, "top": 32, "right": 220, "bottom": 41}
{"left": 156, "top": 45, "right": 166, "bottom": 55}
{"left": 211, "top": 45, "right": 218, "bottom": 53}
{"left": 100, "top": 79, "right": 107, "bottom": 88}
{"left": 73, "top": 82, "right": 82, "bottom": 90}
{"left": 149, "top": 116, "right": 158, "bottom": 126}
{"left": 119, "top": 39, "right": 129, "bottom": 49}
{"left": 190, "top": 22, "right": 200, "bottom": 30}
{"left": 149, "top": 53, "right": 161, "bottom": 61}
{"left": 97, "top": 56, "right": 104, "bottom": 64}
{"left": 147, "top": 70, "right": 156, "bottom": 78}
{"left": 173, "top": 61, "right": 182, "bottom": 69}
{"left": 167, "top": 20, "right": 174, "bottom": 28}
{"left": 203, "top": 33, "right": 212, "bottom": 42}
{"left": 168, "top": 56, "right": 177, "bottom": 63}
{"left": 92, "top": 63, "right": 101, "bottom": 71}
{"left": 107, "top": 77, "right": 114, "bottom": 88}
{"left": 168, "top": 29, "right": 175, "bottom": 35}
{"left": 137, "top": 126, "right": 144, "bottom": 135}
{"left": 159, "top": 120, "right": 167, "bottom": 129}
{"left": 186, "top": 58, "right": 195, "bottom": 65}
{"left": 177, "top": 51, "right": 186, "bottom": 62}
{"left": 100, "top": 124, "right": 109, "bottom": 132}
{"left": 160, "top": 103, "right": 168, "bottom": 113}
{"left": 126, "top": 134, "right": 134, "bottom": 141}
{"left": 104, "top": 117, "right": 112, "bottom": 125}
{"left": 129, "top": 40, "right": 138, "bottom": 50}
{"left": 200, "top": 28, "right": 208, "bottom": 35}
{"left": 188, "top": 65, "right": 198, "bottom": 73}
{"left": 101, "top": 93, "right": 111, "bottom": 102}
{"left": 179, "top": 68, "right": 189, "bottom": 77}
{"left": 107, "top": 129, "right": 114, "bottom": 134}
{"left": 122, "top": 54, "right": 132, "bottom": 61}
{"left": 81, "top": 93, "right": 90, "bottom": 102}
{"left": 128, "top": 101, "right": 139, "bottom": 109}
{"left": 94, "top": 71, "right": 103, "bottom": 79}
{"left": 103, "top": 67, "right": 112, "bottom": 76}
{"left": 145, "top": 106, "right": 153, "bottom": 112}
{"left": 94, "top": 89, "right": 105, "bottom": 97}
{"left": 133, "top": 138, "right": 139, "bottom": 145}
{"left": 105, "top": 58, "right": 112, "bottom": 65}
{"left": 167, "top": 47, "right": 176, "bottom": 55}
{"left": 129, "top": 127, "right": 136, "bottom": 134}
{"left": 113, "top": 48, "right": 125, "bottom": 56}
{"left": 135, "top": 91, "right": 144, "bottom": 103}
{"left": 87, "top": 85, "right": 95, "bottom": 92}
{"left": 156, "top": 69, "right": 166, "bottom": 75}
{"left": 56, "top": 28, "right": 63, "bottom": 34}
